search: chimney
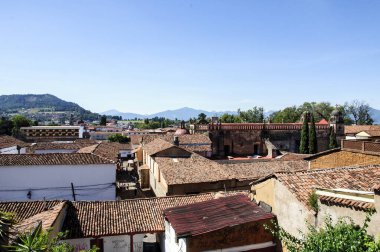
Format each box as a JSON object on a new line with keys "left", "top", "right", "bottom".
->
{"left": 16, "top": 145, "right": 21, "bottom": 154}
{"left": 173, "top": 136, "right": 179, "bottom": 146}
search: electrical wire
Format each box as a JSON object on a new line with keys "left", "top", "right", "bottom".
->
{"left": 0, "top": 182, "right": 115, "bottom": 192}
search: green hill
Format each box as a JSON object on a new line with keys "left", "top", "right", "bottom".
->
{"left": 0, "top": 94, "right": 99, "bottom": 121}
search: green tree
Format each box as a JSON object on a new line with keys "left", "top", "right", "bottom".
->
{"left": 270, "top": 102, "right": 336, "bottom": 123}
{"left": 1, "top": 211, "right": 16, "bottom": 247}
{"left": 238, "top": 106, "right": 264, "bottom": 123}
{"left": 299, "top": 112, "right": 309, "bottom": 154}
{"left": 270, "top": 106, "right": 300, "bottom": 123}
{"left": 197, "top": 113, "right": 208, "bottom": 124}
{"left": 267, "top": 213, "right": 380, "bottom": 252}
{"left": 345, "top": 100, "right": 374, "bottom": 125}
{"left": 220, "top": 113, "right": 242, "bottom": 123}
{"left": 69, "top": 114, "right": 74, "bottom": 126}
{"left": 11, "top": 115, "right": 31, "bottom": 138}
{"left": 100, "top": 115, "right": 107, "bottom": 126}
{"left": 308, "top": 114, "right": 317, "bottom": 154}
{"left": 0, "top": 117, "right": 14, "bottom": 136}
{"left": 7, "top": 222, "right": 98, "bottom": 252}
{"left": 329, "top": 126, "right": 338, "bottom": 149}
{"left": 108, "top": 134, "right": 130, "bottom": 143}
{"left": 312, "top": 102, "right": 335, "bottom": 121}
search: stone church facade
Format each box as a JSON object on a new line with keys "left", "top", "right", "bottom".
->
{"left": 191, "top": 110, "right": 345, "bottom": 157}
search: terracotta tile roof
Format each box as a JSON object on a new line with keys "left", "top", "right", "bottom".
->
{"left": 164, "top": 195, "right": 274, "bottom": 237}
{"left": 0, "top": 135, "right": 30, "bottom": 149}
{"left": 74, "top": 139, "right": 99, "bottom": 144}
{"left": 271, "top": 165, "right": 380, "bottom": 210}
{"left": 222, "top": 160, "right": 308, "bottom": 181}
{"left": 62, "top": 192, "right": 247, "bottom": 238}
{"left": 93, "top": 142, "right": 132, "bottom": 162}
{"left": 180, "top": 144, "right": 211, "bottom": 153}
{"left": 362, "top": 130, "right": 380, "bottom": 137}
{"left": 77, "top": 142, "right": 132, "bottom": 162}
{"left": 143, "top": 138, "right": 176, "bottom": 156}
{"left": 76, "top": 144, "right": 99, "bottom": 154}
{"left": 0, "top": 200, "right": 64, "bottom": 222}
{"left": 133, "top": 134, "right": 212, "bottom": 153}
{"left": 14, "top": 202, "right": 67, "bottom": 233}
{"left": 27, "top": 142, "right": 95, "bottom": 152}
{"left": 318, "top": 195, "right": 374, "bottom": 211}
{"left": 0, "top": 153, "right": 115, "bottom": 166}
{"left": 345, "top": 125, "right": 380, "bottom": 134}
{"left": 21, "top": 126, "right": 81, "bottom": 130}
{"left": 155, "top": 154, "right": 231, "bottom": 185}
{"left": 318, "top": 119, "right": 329, "bottom": 124}
{"left": 278, "top": 153, "right": 311, "bottom": 161}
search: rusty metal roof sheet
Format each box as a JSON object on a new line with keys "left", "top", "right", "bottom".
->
{"left": 164, "top": 194, "right": 274, "bottom": 237}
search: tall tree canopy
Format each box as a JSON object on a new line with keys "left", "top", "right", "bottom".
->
{"left": 308, "top": 114, "right": 317, "bottom": 154}
{"left": 299, "top": 112, "right": 310, "bottom": 154}
{"left": 345, "top": 100, "right": 374, "bottom": 125}
{"left": 11, "top": 115, "right": 31, "bottom": 138}
{"left": 100, "top": 115, "right": 107, "bottom": 126}
{"left": 220, "top": 113, "right": 242, "bottom": 123}
{"left": 238, "top": 106, "right": 264, "bottom": 123}
{"left": 197, "top": 113, "right": 208, "bottom": 124}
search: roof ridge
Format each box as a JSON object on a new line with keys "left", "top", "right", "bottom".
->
{"left": 90, "top": 152, "right": 116, "bottom": 164}
{"left": 0, "top": 200, "right": 65, "bottom": 203}
{"left": 275, "top": 164, "right": 380, "bottom": 176}
{"left": 71, "top": 191, "right": 248, "bottom": 203}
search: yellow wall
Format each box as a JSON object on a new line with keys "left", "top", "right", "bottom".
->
{"left": 252, "top": 178, "right": 275, "bottom": 208}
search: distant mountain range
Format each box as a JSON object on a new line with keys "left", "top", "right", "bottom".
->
{"left": 103, "top": 107, "right": 380, "bottom": 123}
{"left": 1, "top": 94, "right": 380, "bottom": 124}
{"left": 101, "top": 107, "right": 238, "bottom": 120}
{"left": 370, "top": 107, "right": 380, "bottom": 124}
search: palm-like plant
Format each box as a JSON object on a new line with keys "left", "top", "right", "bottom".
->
{"left": 0, "top": 211, "right": 16, "bottom": 249}
{"left": 9, "top": 223, "right": 48, "bottom": 252}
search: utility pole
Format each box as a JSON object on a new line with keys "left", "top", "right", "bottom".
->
{"left": 71, "top": 182, "right": 76, "bottom": 201}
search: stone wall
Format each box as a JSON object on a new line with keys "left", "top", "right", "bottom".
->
{"left": 210, "top": 127, "right": 330, "bottom": 157}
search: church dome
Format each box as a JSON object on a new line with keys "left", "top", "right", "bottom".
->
{"left": 174, "top": 128, "right": 189, "bottom": 135}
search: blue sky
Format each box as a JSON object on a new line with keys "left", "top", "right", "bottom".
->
{"left": 1, "top": 0, "right": 380, "bottom": 114}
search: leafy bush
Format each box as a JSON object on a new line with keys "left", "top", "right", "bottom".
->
{"left": 308, "top": 191, "right": 319, "bottom": 213}
{"left": 266, "top": 213, "right": 380, "bottom": 252}
{"left": 108, "top": 134, "right": 130, "bottom": 143}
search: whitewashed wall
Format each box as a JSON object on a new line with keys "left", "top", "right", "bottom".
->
{"left": 0, "top": 146, "right": 26, "bottom": 154}
{"left": 34, "top": 149, "right": 77, "bottom": 154}
{"left": 273, "top": 181, "right": 314, "bottom": 237}
{"left": 0, "top": 164, "right": 116, "bottom": 201}
{"left": 164, "top": 220, "right": 187, "bottom": 252}
{"left": 65, "top": 234, "right": 145, "bottom": 252}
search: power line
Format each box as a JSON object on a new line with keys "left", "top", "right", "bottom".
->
{"left": 0, "top": 182, "right": 115, "bottom": 192}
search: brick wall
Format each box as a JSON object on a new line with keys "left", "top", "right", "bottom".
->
{"left": 364, "top": 142, "right": 380, "bottom": 153}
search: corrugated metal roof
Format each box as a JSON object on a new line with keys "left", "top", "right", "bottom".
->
{"left": 164, "top": 195, "right": 274, "bottom": 237}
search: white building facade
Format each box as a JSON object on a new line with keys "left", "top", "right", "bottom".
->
{"left": 0, "top": 154, "right": 116, "bottom": 201}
